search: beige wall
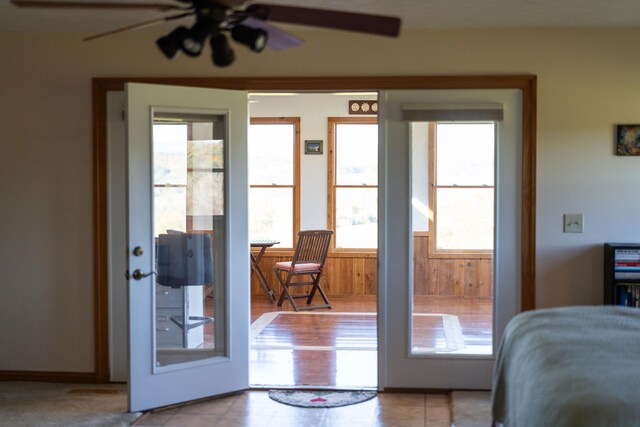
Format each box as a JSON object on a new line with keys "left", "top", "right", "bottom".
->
{"left": 1, "top": 27, "right": 640, "bottom": 372}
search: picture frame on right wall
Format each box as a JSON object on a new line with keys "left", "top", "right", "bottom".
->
{"left": 616, "top": 124, "right": 640, "bottom": 156}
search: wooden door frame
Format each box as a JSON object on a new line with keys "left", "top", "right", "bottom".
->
{"left": 92, "top": 75, "right": 536, "bottom": 382}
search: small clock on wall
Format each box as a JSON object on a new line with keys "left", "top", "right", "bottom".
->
{"left": 349, "top": 100, "right": 378, "bottom": 115}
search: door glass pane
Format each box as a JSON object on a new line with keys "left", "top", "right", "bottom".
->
{"left": 153, "top": 113, "right": 226, "bottom": 368}
{"left": 411, "top": 122, "right": 430, "bottom": 232}
{"left": 435, "top": 188, "right": 494, "bottom": 251}
{"left": 153, "top": 124, "right": 188, "bottom": 186}
{"left": 335, "top": 188, "right": 377, "bottom": 248}
{"left": 249, "top": 187, "right": 293, "bottom": 248}
{"left": 411, "top": 122, "right": 494, "bottom": 356}
{"left": 154, "top": 188, "right": 186, "bottom": 236}
{"left": 436, "top": 123, "right": 495, "bottom": 186}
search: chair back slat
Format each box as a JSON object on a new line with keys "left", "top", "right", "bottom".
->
{"left": 291, "top": 229, "right": 333, "bottom": 267}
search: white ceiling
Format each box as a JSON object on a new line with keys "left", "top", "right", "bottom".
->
{"left": 1, "top": 0, "right": 639, "bottom": 36}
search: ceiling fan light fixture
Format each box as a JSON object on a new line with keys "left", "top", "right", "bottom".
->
{"left": 12, "top": 0, "right": 402, "bottom": 67}
{"left": 181, "top": 21, "right": 212, "bottom": 57}
{"left": 156, "top": 26, "right": 189, "bottom": 60}
{"left": 210, "top": 33, "right": 235, "bottom": 67}
{"left": 231, "top": 25, "right": 268, "bottom": 53}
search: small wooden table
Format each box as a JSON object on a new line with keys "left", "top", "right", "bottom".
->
{"left": 250, "top": 240, "right": 280, "bottom": 303}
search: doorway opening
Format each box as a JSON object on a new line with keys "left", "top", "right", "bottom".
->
{"left": 96, "top": 75, "right": 535, "bottom": 396}
{"left": 247, "top": 92, "right": 379, "bottom": 389}
{"left": 245, "top": 93, "right": 495, "bottom": 388}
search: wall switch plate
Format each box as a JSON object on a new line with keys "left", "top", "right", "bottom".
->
{"left": 563, "top": 214, "right": 584, "bottom": 233}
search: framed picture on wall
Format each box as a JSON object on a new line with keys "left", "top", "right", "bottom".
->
{"left": 305, "top": 140, "right": 323, "bottom": 154}
{"left": 616, "top": 124, "right": 640, "bottom": 156}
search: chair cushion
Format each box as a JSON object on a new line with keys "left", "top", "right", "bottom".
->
{"left": 274, "top": 261, "right": 321, "bottom": 271}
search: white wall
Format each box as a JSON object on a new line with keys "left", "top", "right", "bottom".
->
{"left": 1, "top": 27, "right": 640, "bottom": 372}
{"left": 249, "top": 93, "right": 376, "bottom": 230}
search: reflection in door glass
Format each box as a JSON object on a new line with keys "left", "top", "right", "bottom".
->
{"left": 410, "top": 122, "right": 494, "bottom": 356}
{"left": 153, "top": 112, "right": 227, "bottom": 367}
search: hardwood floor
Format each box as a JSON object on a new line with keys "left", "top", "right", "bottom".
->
{"left": 250, "top": 294, "right": 492, "bottom": 388}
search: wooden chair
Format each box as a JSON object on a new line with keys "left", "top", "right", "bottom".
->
{"left": 274, "top": 229, "right": 333, "bottom": 311}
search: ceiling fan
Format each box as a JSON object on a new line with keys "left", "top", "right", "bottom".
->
{"left": 10, "top": 0, "right": 401, "bottom": 66}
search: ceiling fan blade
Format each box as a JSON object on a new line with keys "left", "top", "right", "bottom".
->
{"left": 83, "top": 12, "right": 191, "bottom": 41}
{"left": 242, "top": 16, "right": 303, "bottom": 51}
{"left": 254, "top": 4, "right": 401, "bottom": 37}
{"left": 216, "top": 0, "right": 248, "bottom": 7}
{"left": 10, "top": 0, "right": 186, "bottom": 12}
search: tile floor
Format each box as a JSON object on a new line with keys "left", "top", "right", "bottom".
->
{"left": 133, "top": 390, "right": 452, "bottom": 427}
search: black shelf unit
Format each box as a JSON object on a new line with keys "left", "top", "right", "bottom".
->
{"left": 604, "top": 243, "right": 640, "bottom": 307}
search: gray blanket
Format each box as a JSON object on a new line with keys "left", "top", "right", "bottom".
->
{"left": 492, "top": 306, "right": 640, "bottom": 427}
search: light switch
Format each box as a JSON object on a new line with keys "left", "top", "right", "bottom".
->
{"left": 563, "top": 214, "right": 584, "bottom": 233}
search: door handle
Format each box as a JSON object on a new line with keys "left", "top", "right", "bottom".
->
{"left": 131, "top": 269, "right": 156, "bottom": 281}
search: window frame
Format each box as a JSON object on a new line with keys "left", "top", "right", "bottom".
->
{"left": 248, "top": 117, "right": 301, "bottom": 251}
{"left": 327, "top": 116, "right": 378, "bottom": 256}
{"left": 428, "top": 121, "right": 494, "bottom": 259}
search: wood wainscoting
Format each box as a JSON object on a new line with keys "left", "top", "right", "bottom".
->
{"left": 251, "top": 253, "right": 378, "bottom": 296}
{"left": 413, "top": 235, "right": 493, "bottom": 298}
{"left": 251, "top": 234, "right": 492, "bottom": 298}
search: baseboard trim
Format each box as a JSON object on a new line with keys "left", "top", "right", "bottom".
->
{"left": 0, "top": 370, "right": 96, "bottom": 383}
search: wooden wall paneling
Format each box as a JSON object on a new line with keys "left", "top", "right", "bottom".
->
{"left": 364, "top": 258, "right": 377, "bottom": 295}
{"left": 324, "top": 257, "right": 351, "bottom": 295}
{"left": 413, "top": 236, "right": 429, "bottom": 295}
{"left": 462, "top": 260, "right": 479, "bottom": 297}
{"left": 319, "top": 257, "right": 334, "bottom": 295}
{"left": 453, "top": 260, "right": 467, "bottom": 297}
{"left": 478, "top": 259, "right": 493, "bottom": 298}
{"left": 251, "top": 255, "right": 285, "bottom": 296}
{"left": 337, "top": 257, "right": 356, "bottom": 295}
{"left": 252, "top": 252, "right": 493, "bottom": 298}
{"left": 437, "top": 259, "right": 455, "bottom": 295}
{"left": 251, "top": 255, "right": 382, "bottom": 296}
{"left": 428, "top": 260, "right": 440, "bottom": 296}
{"left": 354, "top": 258, "right": 365, "bottom": 295}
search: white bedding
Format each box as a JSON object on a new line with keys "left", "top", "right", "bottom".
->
{"left": 492, "top": 306, "right": 640, "bottom": 427}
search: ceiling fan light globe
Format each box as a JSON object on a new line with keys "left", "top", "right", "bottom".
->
{"left": 253, "top": 32, "right": 267, "bottom": 52}
{"left": 210, "top": 33, "right": 235, "bottom": 67}
{"left": 182, "top": 21, "right": 212, "bottom": 57}
{"left": 156, "top": 26, "right": 189, "bottom": 60}
{"left": 182, "top": 38, "right": 204, "bottom": 57}
{"left": 231, "top": 25, "right": 268, "bottom": 53}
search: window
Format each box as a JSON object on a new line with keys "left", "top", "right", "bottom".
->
{"left": 327, "top": 117, "right": 378, "bottom": 251}
{"left": 248, "top": 117, "right": 300, "bottom": 248}
{"left": 430, "top": 122, "right": 495, "bottom": 254}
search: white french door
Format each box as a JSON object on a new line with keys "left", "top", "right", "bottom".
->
{"left": 126, "top": 83, "right": 249, "bottom": 411}
{"left": 377, "top": 89, "right": 522, "bottom": 389}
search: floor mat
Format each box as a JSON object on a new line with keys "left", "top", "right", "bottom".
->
{"left": 268, "top": 390, "right": 377, "bottom": 408}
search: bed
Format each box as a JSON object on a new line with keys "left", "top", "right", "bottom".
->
{"left": 492, "top": 305, "right": 640, "bottom": 427}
